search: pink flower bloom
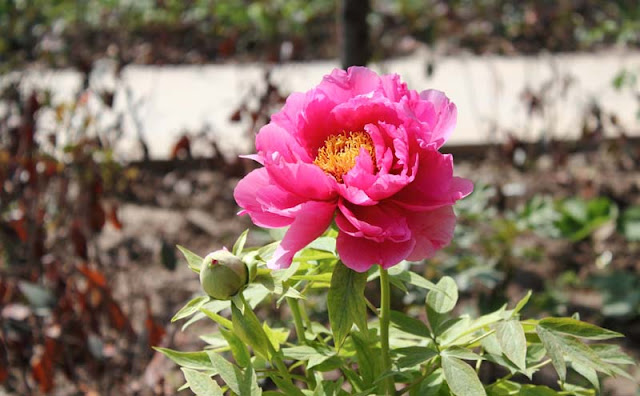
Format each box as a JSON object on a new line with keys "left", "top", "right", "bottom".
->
{"left": 234, "top": 67, "right": 473, "bottom": 272}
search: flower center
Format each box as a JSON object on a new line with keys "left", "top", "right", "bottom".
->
{"left": 314, "top": 131, "right": 376, "bottom": 182}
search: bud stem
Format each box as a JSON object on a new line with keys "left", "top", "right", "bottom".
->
{"left": 379, "top": 266, "right": 394, "bottom": 395}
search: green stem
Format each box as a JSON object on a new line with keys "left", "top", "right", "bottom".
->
{"left": 287, "top": 296, "right": 317, "bottom": 388}
{"left": 379, "top": 266, "right": 394, "bottom": 395}
{"left": 287, "top": 297, "right": 308, "bottom": 345}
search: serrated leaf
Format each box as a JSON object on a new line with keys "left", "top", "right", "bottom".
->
{"left": 442, "top": 356, "right": 487, "bottom": 396}
{"left": 177, "top": 245, "right": 203, "bottom": 273}
{"left": 233, "top": 229, "right": 249, "bottom": 256}
{"left": 426, "top": 276, "right": 458, "bottom": 314}
{"left": 538, "top": 317, "right": 623, "bottom": 340}
{"left": 154, "top": 348, "right": 212, "bottom": 371}
{"left": 496, "top": 320, "right": 527, "bottom": 370}
{"left": 181, "top": 368, "right": 223, "bottom": 396}
{"left": 172, "top": 296, "right": 209, "bottom": 322}
{"left": 536, "top": 326, "right": 567, "bottom": 381}
{"left": 327, "top": 262, "right": 367, "bottom": 348}
{"left": 389, "top": 310, "right": 432, "bottom": 338}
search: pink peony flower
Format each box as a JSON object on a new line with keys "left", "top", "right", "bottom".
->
{"left": 234, "top": 67, "right": 473, "bottom": 272}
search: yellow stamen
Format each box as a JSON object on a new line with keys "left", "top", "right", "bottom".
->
{"left": 314, "top": 131, "right": 376, "bottom": 182}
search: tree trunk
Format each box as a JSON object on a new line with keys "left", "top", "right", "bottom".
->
{"left": 340, "top": 0, "right": 370, "bottom": 69}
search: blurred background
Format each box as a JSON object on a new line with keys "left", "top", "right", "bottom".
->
{"left": 0, "top": 1, "right": 639, "bottom": 394}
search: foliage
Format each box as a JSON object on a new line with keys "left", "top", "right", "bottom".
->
{"left": 2, "top": 0, "right": 639, "bottom": 69}
{"left": 163, "top": 230, "right": 635, "bottom": 394}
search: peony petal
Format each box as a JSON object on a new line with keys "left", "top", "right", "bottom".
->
{"left": 336, "top": 200, "right": 411, "bottom": 242}
{"left": 392, "top": 149, "right": 473, "bottom": 210}
{"left": 265, "top": 159, "right": 338, "bottom": 201}
{"left": 379, "top": 73, "right": 410, "bottom": 102}
{"left": 317, "top": 67, "right": 382, "bottom": 103}
{"left": 256, "top": 123, "right": 311, "bottom": 163}
{"left": 330, "top": 95, "right": 401, "bottom": 133}
{"left": 234, "top": 168, "right": 302, "bottom": 228}
{"left": 267, "top": 201, "right": 336, "bottom": 269}
{"left": 336, "top": 233, "right": 416, "bottom": 272}
{"left": 419, "top": 90, "right": 457, "bottom": 148}
{"left": 406, "top": 206, "right": 456, "bottom": 261}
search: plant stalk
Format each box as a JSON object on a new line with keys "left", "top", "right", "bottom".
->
{"left": 286, "top": 296, "right": 317, "bottom": 388}
{"left": 287, "top": 297, "right": 308, "bottom": 345}
{"left": 379, "top": 266, "right": 394, "bottom": 395}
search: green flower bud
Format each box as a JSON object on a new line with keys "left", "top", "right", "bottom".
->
{"left": 199, "top": 249, "right": 248, "bottom": 300}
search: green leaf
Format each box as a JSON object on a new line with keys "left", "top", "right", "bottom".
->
{"left": 172, "top": 295, "right": 209, "bottom": 322}
{"left": 441, "top": 346, "right": 483, "bottom": 361}
{"left": 557, "top": 335, "right": 621, "bottom": 378}
{"left": 536, "top": 326, "right": 567, "bottom": 381}
{"left": 519, "top": 385, "right": 558, "bottom": 396}
{"left": 154, "top": 348, "right": 212, "bottom": 371}
{"left": 282, "top": 345, "right": 332, "bottom": 360}
{"left": 239, "top": 364, "right": 262, "bottom": 396}
{"left": 351, "top": 331, "right": 380, "bottom": 384}
{"left": 486, "top": 380, "right": 521, "bottom": 396}
{"left": 231, "top": 299, "right": 272, "bottom": 360}
{"left": 177, "top": 245, "right": 203, "bottom": 273}
{"left": 257, "top": 241, "right": 280, "bottom": 262}
{"left": 395, "top": 346, "right": 438, "bottom": 368}
{"left": 538, "top": 317, "right": 623, "bottom": 340}
{"left": 233, "top": 229, "right": 249, "bottom": 256}
{"left": 269, "top": 374, "right": 306, "bottom": 396}
{"left": 571, "top": 361, "right": 600, "bottom": 391}
{"left": 200, "top": 308, "right": 233, "bottom": 330}
{"left": 181, "top": 368, "right": 223, "bottom": 396}
{"left": 389, "top": 310, "right": 432, "bottom": 338}
{"left": 306, "top": 236, "right": 336, "bottom": 253}
{"left": 590, "top": 344, "right": 636, "bottom": 365}
{"left": 495, "top": 320, "right": 527, "bottom": 370}
{"left": 426, "top": 276, "right": 458, "bottom": 314}
{"left": 263, "top": 324, "right": 289, "bottom": 352}
{"left": 388, "top": 267, "right": 441, "bottom": 292}
{"left": 327, "top": 261, "right": 368, "bottom": 348}
{"left": 220, "top": 327, "right": 251, "bottom": 368}
{"left": 511, "top": 290, "right": 532, "bottom": 316}
{"left": 441, "top": 355, "right": 487, "bottom": 396}
{"left": 416, "top": 369, "right": 446, "bottom": 396}
{"left": 207, "top": 351, "right": 243, "bottom": 395}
